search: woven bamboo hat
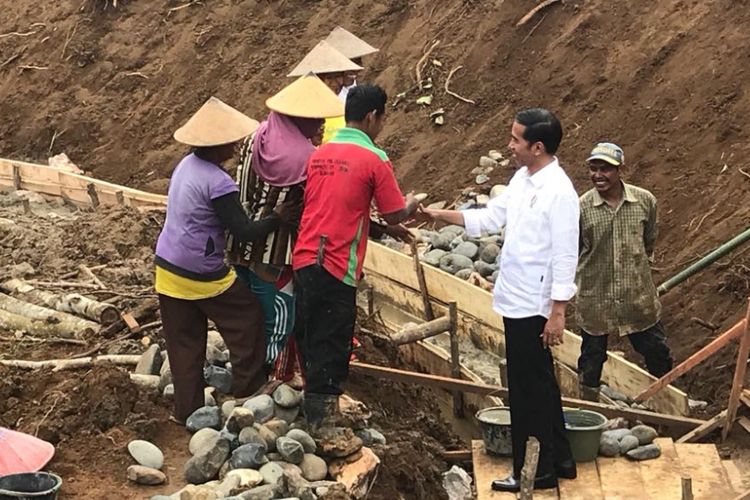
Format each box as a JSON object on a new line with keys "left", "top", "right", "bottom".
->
{"left": 0, "top": 427, "right": 55, "bottom": 475}
{"left": 174, "top": 97, "right": 259, "bottom": 147}
{"left": 287, "top": 41, "right": 363, "bottom": 77}
{"left": 324, "top": 26, "right": 379, "bottom": 59}
{"left": 266, "top": 73, "right": 345, "bottom": 119}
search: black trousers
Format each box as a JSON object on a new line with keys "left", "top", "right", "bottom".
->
{"left": 504, "top": 316, "right": 572, "bottom": 478}
{"left": 577, "top": 321, "right": 673, "bottom": 388}
{"left": 295, "top": 265, "right": 357, "bottom": 396}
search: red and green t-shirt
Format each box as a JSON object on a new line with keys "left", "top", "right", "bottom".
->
{"left": 293, "top": 127, "right": 406, "bottom": 286}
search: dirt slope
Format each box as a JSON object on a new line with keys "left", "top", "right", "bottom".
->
{"left": 2, "top": 0, "right": 750, "bottom": 403}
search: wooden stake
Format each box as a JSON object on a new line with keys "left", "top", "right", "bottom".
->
{"left": 448, "top": 301, "right": 464, "bottom": 418}
{"left": 366, "top": 284, "right": 375, "bottom": 317}
{"left": 723, "top": 299, "right": 750, "bottom": 440}
{"left": 115, "top": 190, "right": 125, "bottom": 205}
{"left": 681, "top": 476, "right": 694, "bottom": 500}
{"left": 635, "top": 318, "right": 745, "bottom": 402}
{"left": 676, "top": 409, "right": 727, "bottom": 443}
{"left": 12, "top": 164, "right": 21, "bottom": 190}
{"left": 410, "top": 240, "right": 434, "bottom": 321}
{"left": 86, "top": 183, "right": 100, "bottom": 208}
{"left": 22, "top": 198, "right": 31, "bottom": 214}
{"left": 520, "top": 436, "right": 540, "bottom": 500}
{"left": 391, "top": 316, "right": 450, "bottom": 345}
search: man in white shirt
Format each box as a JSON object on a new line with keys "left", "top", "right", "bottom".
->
{"left": 422, "top": 108, "right": 579, "bottom": 492}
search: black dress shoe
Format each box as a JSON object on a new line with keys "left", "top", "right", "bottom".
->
{"left": 491, "top": 473, "right": 558, "bottom": 492}
{"left": 555, "top": 459, "right": 577, "bottom": 479}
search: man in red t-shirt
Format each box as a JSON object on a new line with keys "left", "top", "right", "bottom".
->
{"left": 293, "top": 84, "right": 417, "bottom": 429}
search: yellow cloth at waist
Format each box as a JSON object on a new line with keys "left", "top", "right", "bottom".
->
{"left": 154, "top": 265, "right": 236, "bottom": 300}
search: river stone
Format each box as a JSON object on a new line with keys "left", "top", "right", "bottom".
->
{"left": 127, "top": 465, "right": 166, "bottom": 485}
{"left": 476, "top": 194, "right": 490, "bottom": 206}
{"left": 237, "top": 484, "right": 277, "bottom": 500}
{"left": 601, "top": 428, "right": 633, "bottom": 442}
{"left": 277, "top": 437, "right": 304, "bottom": 464}
{"left": 163, "top": 384, "right": 174, "bottom": 400}
{"left": 230, "top": 443, "right": 267, "bottom": 469}
{"left": 449, "top": 235, "right": 464, "bottom": 249}
{"left": 243, "top": 395, "right": 274, "bottom": 423}
{"left": 479, "top": 155, "right": 498, "bottom": 168}
{"left": 259, "top": 462, "right": 285, "bottom": 489}
{"left": 475, "top": 174, "right": 489, "bottom": 185}
{"left": 274, "top": 404, "right": 300, "bottom": 424}
{"left": 626, "top": 443, "right": 661, "bottom": 461}
{"left": 222, "top": 400, "right": 237, "bottom": 420}
{"left": 207, "top": 330, "right": 227, "bottom": 352}
{"left": 177, "top": 484, "right": 220, "bottom": 499}
{"left": 159, "top": 356, "right": 172, "bottom": 391}
{"left": 187, "top": 406, "right": 222, "bottom": 432}
{"left": 135, "top": 345, "right": 163, "bottom": 376}
{"left": 600, "top": 385, "right": 630, "bottom": 402}
{"left": 184, "top": 438, "right": 230, "bottom": 484}
{"left": 439, "top": 224, "right": 465, "bottom": 238}
{"left": 430, "top": 233, "right": 453, "bottom": 251}
{"left": 225, "top": 468, "right": 263, "bottom": 489}
{"left": 489, "top": 270, "right": 499, "bottom": 282}
{"left": 299, "top": 454, "right": 328, "bottom": 482}
{"left": 480, "top": 243, "right": 501, "bottom": 264}
{"left": 206, "top": 342, "right": 230, "bottom": 366}
{"left": 265, "top": 418, "right": 289, "bottom": 437}
{"left": 226, "top": 408, "right": 256, "bottom": 434}
{"left": 455, "top": 269, "right": 473, "bottom": 280}
{"left": 422, "top": 248, "right": 447, "bottom": 267}
{"left": 315, "top": 427, "right": 363, "bottom": 458}
{"left": 204, "top": 365, "right": 232, "bottom": 394}
{"left": 355, "top": 428, "right": 386, "bottom": 447}
{"left": 273, "top": 384, "right": 302, "bottom": 408}
{"left": 221, "top": 429, "right": 241, "bottom": 452}
{"left": 283, "top": 467, "right": 313, "bottom": 499}
{"left": 619, "top": 435, "right": 640, "bottom": 454}
{"left": 599, "top": 434, "right": 619, "bottom": 457}
{"left": 239, "top": 427, "right": 266, "bottom": 447}
{"left": 453, "top": 241, "right": 478, "bottom": 259}
{"left": 631, "top": 425, "right": 658, "bottom": 445}
{"left": 286, "top": 429, "right": 316, "bottom": 454}
{"left": 439, "top": 254, "right": 473, "bottom": 275}
{"left": 474, "top": 260, "right": 497, "bottom": 278}
{"left": 189, "top": 428, "right": 221, "bottom": 456}
{"left": 128, "top": 440, "right": 164, "bottom": 470}
{"left": 254, "top": 424, "right": 278, "bottom": 451}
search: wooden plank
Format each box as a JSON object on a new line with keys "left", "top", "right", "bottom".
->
{"left": 723, "top": 299, "right": 750, "bottom": 440}
{"left": 675, "top": 443, "right": 736, "bottom": 499}
{"left": 557, "top": 461, "right": 603, "bottom": 500}
{"left": 350, "top": 362, "right": 706, "bottom": 429}
{"left": 676, "top": 410, "right": 727, "bottom": 443}
{"left": 723, "top": 459, "right": 749, "bottom": 496}
{"left": 741, "top": 389, "right": 750, "bottom": 409}
{"left": 639, "top": 438, "right": 683, "bottom": 500}
{"left": 472, "top": 440, "right": 516, "bottom": 500}
{"left": 364, "top": 243, "right": 689, "bottom": 416}
{"left": 597, "top": 456, "right": 648, "bottom": 499}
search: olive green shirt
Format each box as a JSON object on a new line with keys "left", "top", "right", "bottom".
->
{"left": 575, "top": 183, "right": 661, "bottom": 336}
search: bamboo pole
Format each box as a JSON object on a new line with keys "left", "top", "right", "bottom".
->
{"left": 722, "top": 299, "right": 750, "bottom": 441}
{"left": 634, "top": 319, "right": 745, "bottom": 402}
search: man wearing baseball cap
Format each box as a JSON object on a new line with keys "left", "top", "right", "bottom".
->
{"left": 576, "top": 142, "right": 673, "bottom": 401}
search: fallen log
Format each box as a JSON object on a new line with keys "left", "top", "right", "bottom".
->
{"left": 0, "top": 354, "right": 141, "bottom": 372}
{"left": 391, "top": 316, "right": 450, "bottom": 345}
{"left": 2, "top": 278, "right": 119, "bottom": 324}
{"left": 0, "top": 309, "right": 81, "bottom": 339}
{"left": 0, "top": 292, "right": 99, "bottom": 333}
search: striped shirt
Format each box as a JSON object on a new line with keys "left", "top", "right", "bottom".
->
{"left": 576, "top": 183, "right": 661, "bottom": 336}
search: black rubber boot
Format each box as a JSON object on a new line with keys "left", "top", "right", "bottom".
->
{"left": 303, "top": 392, "right": 338, "bottom": 434}
{"left": 578, "top": 383, "right": 601, "bottom": 402}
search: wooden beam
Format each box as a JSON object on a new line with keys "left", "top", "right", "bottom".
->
{"left": 723, "top": 299, "right": 750, "bottom": 441}
{"left": 391, "top": 315, "right": 450, "bottom": 345}
{"left": 350, "top": 362, "right": 706, "bottom": 429}
{"left": 364, "top": 244, "right": 690, "bottom": 416}
{"left": 635, "top": 319, "right": 745, "bottom": 402}
{"left": 676, "top": 409, "right": 727, "bottom": 443}
{"left": 12, "top": 164, "right": 21, "bottom": 189}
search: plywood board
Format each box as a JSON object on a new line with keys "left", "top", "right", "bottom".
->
{"left": 675, "top": 443, "right": 736, "bottom": 499}
{"left": 596, "top": 456, "right": 648, "bottom": 499}
{"left": 557, "top": 460, "right": 603, "bottom": 500}
{"left": 639, "top": 438, "right": 684, "bottom": 500}
{"left": 472, "top": 440, "right": 559, "bottom": 500}
{"left": 364, "top": 244, "right": 689, "bottom": 416}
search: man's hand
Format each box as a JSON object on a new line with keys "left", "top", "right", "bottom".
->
{"left": 274, "top": 197, "right": 302, "bottom": 226}
{"left": 542, "top": 311, "right": 565, "bottom": 348}
{"left": 383, "top": 224, "right": 414, "bottom": 243}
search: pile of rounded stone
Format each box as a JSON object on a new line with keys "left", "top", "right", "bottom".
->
{"left": 127, "top": 333, "right": 385, "bottom": 499}
{"left": 418, "top": 223, "right": 502, "bottom": 284}
{"left": 598, "top": 422, "right": 661, "bottom": 461}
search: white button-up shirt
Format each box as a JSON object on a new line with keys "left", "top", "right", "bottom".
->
{"left": 463, "top": 158, "right": 580, "bottom": 319}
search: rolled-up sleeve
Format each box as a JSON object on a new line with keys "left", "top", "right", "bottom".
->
{"left": 462, "top": 191, "right": 509, "bottom": 237}
{"left": 550, "top": 191, "right": 580, "bottom": 301}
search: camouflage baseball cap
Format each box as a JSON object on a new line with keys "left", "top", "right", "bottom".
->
{"left": 587, "top": 142, "right": 624, "bottom": 166}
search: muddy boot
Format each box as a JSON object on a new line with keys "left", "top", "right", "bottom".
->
{"left": 303, "top": 392, "right": 339, "bottom": 435}
{"left": 579, "top": 383, "right": 601, "bottom": 402}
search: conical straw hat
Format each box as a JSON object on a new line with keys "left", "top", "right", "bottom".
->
{"left": 0, "top": 427, "right": 55, "bottom": 475}
{"left": 266, "top": 74, "right": 345, "bottom": 119}
{"left": 324, "top": 26, "right": 379, "bottom": 59}
{"left": 174, "top": 97, "right": 259, "bottom": 147}
{"left": 287, "top": 41, "right": 364, "bottom": 77}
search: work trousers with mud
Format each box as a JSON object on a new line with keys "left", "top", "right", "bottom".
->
{"left": 577, "top": 321, "right": 673, "bottom": 388}
{"left": 295, "top": 265, "right": 356, "bottom": 396}
{"left": 158, "top": 279, "right": 267, "bottom": 422}
{"left": 504, "top": 315, "right": 572, "bottom": 478}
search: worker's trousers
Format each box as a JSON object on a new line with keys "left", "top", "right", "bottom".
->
{"left": 159, "top": 279, "right": 267, "bottom": 422}
{"left": 577, "top": 321, "right": 673, "bottom": 388}
{"left": 504, "top": 315, "right": 573, "bottom": 478}
{"left": 295, "top": 265, "right": 357, "bottom": 396}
